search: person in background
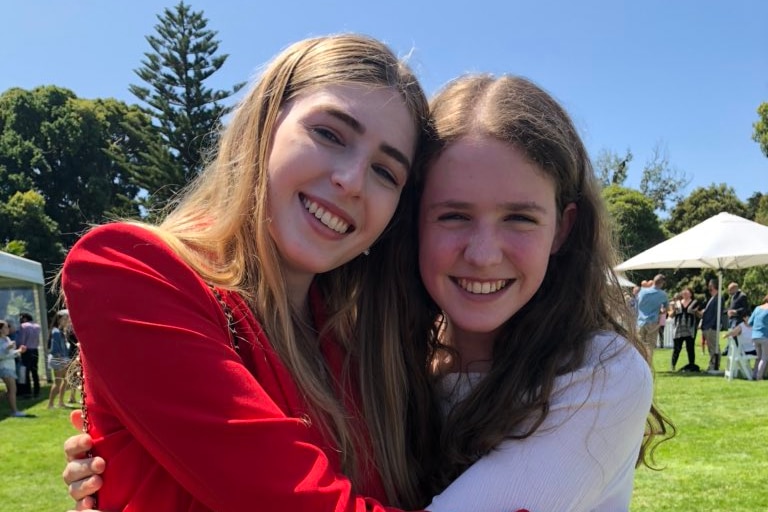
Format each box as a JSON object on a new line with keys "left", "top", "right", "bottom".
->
{"left": 17, "top": 312, "right": 42, "bottom": 399}
{"left": 723, "top": 311, "right": 756, "bottom": 374}
{"left": 636, "top": 274, "right": 669, "bottom": 357}
{"left": 628, "top": 285, "right": 640, "bottom": 319}
{"left": 670, "top": 288, "right": 699, "bottom": 371}
{"left": 726, "top": 282, "right": 749, "bottom": 330}
{"left": 748, "top": 294, "right": 768, "bottom": 380}
{"left": 699, "top": 279, "right": 723, "bottom": 373}
{"left": 47, "top": 310, "right": 72, "bottom": 409}
{"left": 64, "top": 319, "right": 80, "bottom": 404}
{"left": 1, "top": 319, "right": 29, "bottom": 417}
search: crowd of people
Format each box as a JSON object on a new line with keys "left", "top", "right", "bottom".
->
{"left": 0, "top": 310, "right": 79, "bottom": 418}
{"left": 627, "top": 278, "right": 768, "bottom": 378}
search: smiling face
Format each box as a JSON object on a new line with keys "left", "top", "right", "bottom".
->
{"left": 266, "top": 84, "right": 416, "bottom": 300}
{"left": 418, "top": 136, "right": 575, "bottom": 358}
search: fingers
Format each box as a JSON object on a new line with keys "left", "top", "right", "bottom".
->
{"left": 62, "top": 456, "right": 106, "bottom": 502}
{"left": 62, "top": 455, "right": 105, "bottom": 484}
{"left": 67, "top": 495, "right": 97, "bottom": 511}
{"left": 70, "top": 409, "right": 83, "bottom": 430}
{"left": 66, "top": 473, "right": 104, "bottom": 502}
{"left": 64, "top": 433, "right": 94, "bottom": 462}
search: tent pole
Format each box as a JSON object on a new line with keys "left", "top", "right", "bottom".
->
{"left": 716, "top": 271, "right": 722, "bottom": 335}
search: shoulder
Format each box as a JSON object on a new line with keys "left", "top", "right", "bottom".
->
{"left": 588, "top": 332, "right": 648, "bottom": 368}
{"left": 64, "top": 223, "right": 194, "bottom": 284}
{"left": 68, "top": 223, "right": 168, "bottom": 260}
{"left": 574, "top": 332, "right": 653, "bottom": 399}
{"left": 62, "top": 223, "right": 211, "bottom": 317}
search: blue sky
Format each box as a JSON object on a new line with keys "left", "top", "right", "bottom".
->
{"left": 2, "top": 0, "right": 766, "bottom": 203}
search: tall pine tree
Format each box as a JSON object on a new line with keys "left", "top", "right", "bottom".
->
{"left": 129, "top": 1, "right": 244, "bottom": 208}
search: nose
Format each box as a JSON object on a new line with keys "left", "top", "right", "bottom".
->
{"left": 463, "top": 225, "right": 503, "bottom": 267}
{"left": 331, "top": 157, "right": 366, "bottom": 197}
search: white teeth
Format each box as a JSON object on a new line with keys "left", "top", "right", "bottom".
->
{"left": 457, "top": 278, "right": 509, "bottom": 295}
{"left": 302, "top": 197, "right": 350, "bottom": 234}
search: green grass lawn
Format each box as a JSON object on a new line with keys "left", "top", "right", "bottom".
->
{"left": 0, "top": 390, "right": 77, "bottom": 511}
{"left": 633, "top": 347, "right": 768, "bottom": 511}
{"left": 1, "top": 348, "right": 767, "bottom": 511}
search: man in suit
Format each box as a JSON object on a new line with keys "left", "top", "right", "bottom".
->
{"left": 726, "top": 282, "right": 749, "bottom": 329}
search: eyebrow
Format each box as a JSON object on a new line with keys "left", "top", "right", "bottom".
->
{"left": 426, "top": 200, "right": 549, "bottom": 213}
{"left": 326, "top": 108, "right": 412, "bottom": 171}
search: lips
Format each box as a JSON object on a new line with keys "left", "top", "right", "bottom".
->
{"left": 301, "top": 194, "right": 354, "bottom": 234}
{"left": 454, "top": 278, "right": 511, "bottom": 295}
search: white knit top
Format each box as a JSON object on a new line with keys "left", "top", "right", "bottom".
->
{"left": 427, "top": 332, "right": 652, "bottom": 512}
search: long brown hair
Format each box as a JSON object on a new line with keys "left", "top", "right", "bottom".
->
{"left": 412, "top": 74, "right": 674, "bottom": 491}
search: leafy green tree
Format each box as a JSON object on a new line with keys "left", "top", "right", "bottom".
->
{"left": 743, "top": 266, "right": 768, "bottom": 305}
{"left": 753, "top": 102, "right": 768, "bottom": 158}
{"left": 745, "top": 192, "right": 763, "bottom": 220}
{"left": 665, "top": 184, "right": 747, "bottom": 235}
{"left": 0, "top": 190, "right": 63, "bottom": 271}
{"left": 129, "top": 1, "right": 244, "bottom": 208}
{"left": 638, "top": 142, "right": 690, "bottom": 212}
{"left": 0, "top": 86, "right": 145, "bottom": 250}
{"left": 602, "top": 184, "right": 665, "bottom": 260}
{"left": 745, "top": 192, "right": 768, "bottom": 224}
{"left": 594, "top": 148, "right": 632, "bottom": 187}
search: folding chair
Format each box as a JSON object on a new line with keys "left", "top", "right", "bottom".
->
{"left": 724, "top": 336, "right": 756, "bottom": 381}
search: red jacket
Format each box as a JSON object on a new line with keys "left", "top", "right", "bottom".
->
{"left": 62, "top": 223, "right": 416, "bottom": 512}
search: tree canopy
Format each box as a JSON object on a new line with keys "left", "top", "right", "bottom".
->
{"left": 665, "top": 184, "right": 748, "bottom": 235}
{"left": 602, "top": 184, "right": 665, "bottom": 261}
{"left": 0, "top": 86, "right": 146, "bottom": 253}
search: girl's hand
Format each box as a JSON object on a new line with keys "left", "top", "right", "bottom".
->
{"left": 63, "top": 410, "right": 105, "bottom": 503}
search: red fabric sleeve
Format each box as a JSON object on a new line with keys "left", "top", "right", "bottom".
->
{"left": 62, "top": 223, "right": 416, "bottom": 512}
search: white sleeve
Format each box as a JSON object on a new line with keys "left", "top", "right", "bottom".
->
{"left": 427, "top": 334, "right": 652, "bottom": 512}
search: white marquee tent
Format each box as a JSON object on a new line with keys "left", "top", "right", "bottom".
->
{"left": 616, "top": 212, "right": 768, "bottom": 379}
{"left": 0, "top": 250, "right": 48, "bottom": 348}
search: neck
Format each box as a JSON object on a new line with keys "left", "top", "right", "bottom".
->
{"left": 444, "top": 324, "right": 496, "bottom": 373}
{"left": 284, "top": 270, "right": 315, "bottom": 320}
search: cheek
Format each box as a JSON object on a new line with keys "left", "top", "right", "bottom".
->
{"left": 370, "top": 192, "right": 401, "bottom": 235}
{"left": 517, "top": 235, "right": 556, "bottom": 280}
{"left": 419, "top": 229, "right": 455, "bottom": 277}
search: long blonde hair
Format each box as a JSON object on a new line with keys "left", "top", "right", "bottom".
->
{"left": 135, "top": 34, "right": 432, "bottom": 506}
{"left": 413, "top": 74, "right": 674, "bottom": 491}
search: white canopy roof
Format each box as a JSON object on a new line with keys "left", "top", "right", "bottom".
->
{"left": 616, "top": 212, "right": 768, "bottom": 271}
{"left": 0, "top": 251, "right": 45, "bottom": 287}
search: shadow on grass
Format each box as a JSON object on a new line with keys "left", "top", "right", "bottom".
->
{"left": 0, "top": 387, "right": 60, "bottom": 419}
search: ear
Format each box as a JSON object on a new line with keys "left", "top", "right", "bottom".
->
{"left": 550, "top": 202, "right": 577, "bottom": 255}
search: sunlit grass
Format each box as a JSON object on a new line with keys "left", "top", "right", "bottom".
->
{"left": 2, "top": 347, "right": 766, "bottom": 511}
{"left": 0, "top": 386, "right": 76, "bottom": 511}
{"left": 631, "top": 347, "right": 768, "bottom": 511}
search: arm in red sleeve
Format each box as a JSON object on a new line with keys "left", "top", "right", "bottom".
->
{"left": 62, "top": 223, "right": 418, "bottom": 512}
